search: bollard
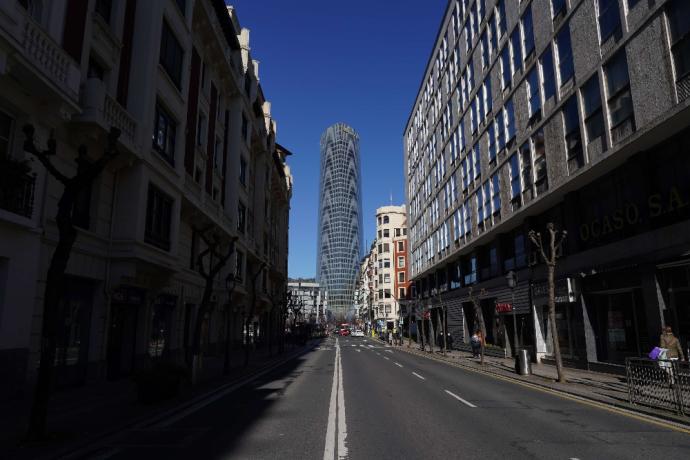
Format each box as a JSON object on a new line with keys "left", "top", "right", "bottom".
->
{"left": 515, "top": 348, "right": 532, "bottom": 376}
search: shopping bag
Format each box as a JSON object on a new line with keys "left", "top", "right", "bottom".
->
{"left": 648, "top": 347, "right": 662, "bottom": 360}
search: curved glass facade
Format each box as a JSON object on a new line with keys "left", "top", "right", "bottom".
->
{"left": 317, "top": 123, "right": 363, "bottom": 320}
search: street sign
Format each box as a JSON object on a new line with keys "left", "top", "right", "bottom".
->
{"left": 495, "top": 302, "right": 513, "bottom": 313}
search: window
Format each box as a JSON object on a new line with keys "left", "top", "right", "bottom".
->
{"left": 197, "top": 113, "right": 206, "bottom": 147}
{"left": 605, "top": 50, "right": 635, "bottom": 136}
{"left": 241, "top": 113, "right": 248, "bottom": 143}
{"left": 239, "top": 157, "right": 247, "bottom": 186}
{"left": 540, "top": 47, "right": 557, "bottom": 101}
{"left": 505, "top": 97, "right": 516, "bottom": 142}
{"left": 562, "top": 95, "right": 584, "bottom": 171}
{"left": 95, "top": 0, "right": 112, "bottom": 24}
{"left": 383, "top": 215, "right": 389, "bottom": 224}
{"left": 398, "top": 241, "right": 404, "bottom": 252}
{"left": 597, "top": 0, "right": 621, "bottom": 43}
{"left": 495, "top": 110, "right": 505, "bottom": 150}
{"left": 152, "top": 102, "right": 176, "bottom": 165}
{"left": 171, "top": 1, "right": 186, "bottom": 15}
{"left": 383, "top": 243, "right": 390, "bottom": 253}
{"left": 399, "top": 288, "right": 406, "bottom": 299}
{"left": 526, "top": 67, "right": 541, "bottom": 120}
{"left": 552, "top": 0, "right": 566, "bottom": 19}
{"left": 483, "top": 77, "right": 492, "bottom": 116}
{"left": 238, "top": 201, "right": 246, "bottom": 234}
{"left": 395, "top": 228, "right": 401, "bottom": 237}
{"left": 582, "top": 75, "right": 605, "bottom": 142}
{"left": 383, "top": 258, "right": 391, "bottom": 268}
{"left": 556, "top": 24, "right": 574, "bottom": 86}
{"left": 398, "top": 256, "right": 405, "bottom": 268}
{"left": 482, "top": 181, "right": 491, "bottom": 222}
{"left": 87, "top": 56, "right": 105, "bottom": 81}
{"left": 160, "top": 21, "right": 183, "bottom": 88}
{"left": 522, "top": 6, "right": 535, "bottom": 59}
{"left": 384, "top": 274, "right": 391, "bottom": 284}
{"left": 145, "top": 185, "right": 173, "bottom": 251}
{"left": 476, "top": 186, "right": 484, "bottom": 223}
{"left": 509, "top": 153, "right": 520, "bottom": 202}
{"left": 0, "top": 111, "right": 13, "bottom": 159}
{"left": 510, "top": 27, "right": 522, "bottom": 75}
{"left": 501, "top": 45, "right": 512, "bottom": 89}
{"left": 384, "top": 289, "right": 391, "bottom": 299}
{"left": 398, "top": 272, "right": 406, "bottom": 283}
{"left": 472, "top": 143, "right": 481, "bottom": 179}
{"left": 488, "top": 123, "right": 496, "bottom": 163}
{"left": 470, "top": 98, "right": 478, "bottom": 133}
{"left": 491, "top": 173, "right": 501, "bottom": 215}
{"left": 235, "top": 251, "right": 244, "bottom": 282}
{"left": 497, "top": 0, "right": 507, "bottom": 37}
{"left": 520, "top": 141, "right": 533, "bottom": 199}
{"left": 481, "top": 31, "right": 489, "bottom": 69}
{"left": 667, "top": 0, "right": 690, "bottom": 92}
{"left": 383, "top": 229, "right": 390, "bottom": 238}
{"left": 532, "top": 129, "right": 548, "bottom": 193}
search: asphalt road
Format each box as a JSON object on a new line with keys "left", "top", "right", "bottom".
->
{"left": 89, "top": 336, "right": 690, "bottom": 459}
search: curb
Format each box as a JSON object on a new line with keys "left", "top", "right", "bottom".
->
{"left": 394, "top": 345, "right": 690, "bottom": 429}
{"left": 51, "top": 342, "right": 320, "bottom": 460}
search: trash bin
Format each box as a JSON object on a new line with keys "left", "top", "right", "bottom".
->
{"left": 515, "top": 348, "right": 531, "bottom": 376}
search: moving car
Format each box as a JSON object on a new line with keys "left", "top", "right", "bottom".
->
{"left": 339, "top": 328, "right": 350, "bottom": 336}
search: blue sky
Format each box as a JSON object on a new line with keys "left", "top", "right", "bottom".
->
{"left": 230, "top": 0, "right": 447, "bottom": 278}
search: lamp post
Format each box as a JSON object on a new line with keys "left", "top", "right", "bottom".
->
{"left": 506, "top": 270, "right": 519, "bottom": 356}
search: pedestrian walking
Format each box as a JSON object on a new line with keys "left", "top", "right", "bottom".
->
{"left": 660, "top": 326, "right": 685, "bottom": 361}
{"left": 471, "top": 330, "right": 482, "bottom": 359}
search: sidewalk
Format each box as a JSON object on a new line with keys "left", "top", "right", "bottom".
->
{"left": 393, "top": 338, "right": 690, "bottom": 426}
{"left": 0, "top": 341, "right": 316, "bottom": 460}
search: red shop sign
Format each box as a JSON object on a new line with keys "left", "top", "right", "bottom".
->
{"left": 495, "top": 302, "right": 513, "bottom": 313}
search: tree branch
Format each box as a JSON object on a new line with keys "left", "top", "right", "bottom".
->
{"left": 528, "top": 230, "right": 549, "bottom": 264}
{"left": 22, "top": 125, "right": 69, "bottom": 184}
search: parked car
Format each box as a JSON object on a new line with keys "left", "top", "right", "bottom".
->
{"left": 352, "top": 329, "right": 364, "bottom": 337}
{"left": 339, "top": 328, "right": 350, "bottom": 336}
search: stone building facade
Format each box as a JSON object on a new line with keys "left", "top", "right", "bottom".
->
{"left": 0, "top": 0, "right": 292, "bottom": 396}
{"left": 404, "top": 0, "right": 690, "bottom": 368}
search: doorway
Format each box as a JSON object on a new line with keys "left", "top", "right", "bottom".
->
{"left": 107, "top": 303, "right": 139, "bottom": 380}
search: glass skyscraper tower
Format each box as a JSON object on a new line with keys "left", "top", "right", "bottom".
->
{"left": 317, "top": 123, "right": 363, "bottom": 320}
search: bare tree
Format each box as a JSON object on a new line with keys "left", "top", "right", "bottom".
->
{"left": 192, "top": 229, "right": 237, "bottom": 383}
{"left": 529, "top": 223, "right": 568, "bottom": 383}
{"left": 22, "top": 125, "right": 120, "bottom": 439}
{"left": 468, "top": 287, "right": 487, "bottom": 365}
{"left": 434, "top": 292, "right": 448, "bottom": 356}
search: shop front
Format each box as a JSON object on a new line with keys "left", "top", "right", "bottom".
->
{"left": 657, "top": 261, "right": 690, "bottom": 360}
{"left": 107, "top": 286, "right": 145, "bottom": 380}
{"left": 532, "top": 278, "right": 584, "bottom": 363}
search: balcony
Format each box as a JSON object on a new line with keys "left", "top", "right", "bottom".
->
{"left": 0, "top": 4, "right": 81, "bottom": 105}
{"left": 75, "top": 78, "right": 138, "bottom": 153}
{"left": 0, "top": 168, "right": 36, "bottom": 219}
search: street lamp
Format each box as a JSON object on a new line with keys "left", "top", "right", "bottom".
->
{"left": 506, "top": 270, "right": 519, "bottom": 356}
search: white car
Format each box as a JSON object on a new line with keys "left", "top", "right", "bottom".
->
{"left": 352, "top": 330, "right": 364, "bottom": 337}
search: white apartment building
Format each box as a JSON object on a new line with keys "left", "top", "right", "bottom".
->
{"left": 287, "top": 279, "right": 327, "bottom": 324}
{"left": 0, "top": 0, "right": 292, "bottom": 395}
{"left": 372, "top": 205, "right": 407, "bottom": 328}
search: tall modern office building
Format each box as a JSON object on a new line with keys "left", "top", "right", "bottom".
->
{"left": 404, "top": 0, "right": 690, "bottom": 369}
{"left": 317, "top": 123, "right": 364, "bottom": 320}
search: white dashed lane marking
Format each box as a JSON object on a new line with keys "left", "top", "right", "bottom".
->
{"left": 395, "top": 363, "right": 403, "bottom": 368}
{"left": 444, "top": 389, "right": 477, "bottom": 408}
{"left": 412, "top": 372, "right": 426, "bottom": 380}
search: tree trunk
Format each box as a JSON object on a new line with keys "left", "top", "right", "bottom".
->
{"left": 419, "top": 319, "right": 426, "bottom": 351}
{"left": 440, "top": 307, "right": 447, "bottom": 356}
{"left": 472, "top": 300, "right": 487, "bottom": 365}
{"left": 192, "top": 277, "right": 214, "bottom": 384}
{"left": 407, "top": 307, "right": 412, "bottom": 348}
{"left": 548, "top": 263, "right": 566, "bottom": 382}
{"left": 27, "top": 196, "right": 76, "bottom": 439}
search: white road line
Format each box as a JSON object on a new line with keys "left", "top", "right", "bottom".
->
{"left": 395, "top": 363, "right": 403, "bottom": 368}
{"left": 376, "top": 352, "right": 380, "bottom": 356}
{"left": 323, "top": 338, "right": 347, "bottom": 460}
{"left": 444, "top": 389, "right": 477, "bottom": 408}
{"left": 356, "top": 349, "right": 361, "bottom": 353}
{"left": 384, "top": 357, "right": 390, "bottom": 361}
{"left": 412, "top": 372, "right": 426, "bottom": 380}
{"left": 337, "top": 340, "right": 348, "bottom": 459}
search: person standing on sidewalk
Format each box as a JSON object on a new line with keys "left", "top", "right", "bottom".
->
{"left": 471, "top": 330, "right": 482, "bottom": 359}
{"left": 660, "top": 326, "right": 685, "bottom": 361}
